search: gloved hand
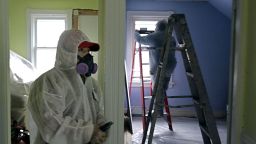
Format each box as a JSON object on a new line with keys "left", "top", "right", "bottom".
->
{"left": 90, "top": 126, "right": 108, "bottom": 144}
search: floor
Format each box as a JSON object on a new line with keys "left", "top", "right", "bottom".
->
{"left": 130, "top": 116, "right": 227, "bottom": 144}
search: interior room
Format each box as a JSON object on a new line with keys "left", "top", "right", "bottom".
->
{"left": 1, "top": 0, "right": 256, "bottom": 144}
{"left": 124, "top": 0, "right": 232, "bottom": 143}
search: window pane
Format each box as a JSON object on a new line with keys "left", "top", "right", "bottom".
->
{"left": 36, "top": 48, "right": 57, "bottom": 75}
{"left": 133, "top": 21, "right": 157, "bottom": 84}
{"left": 37, "top": 19, "right": 65, "bottom": 47}
{"left": 133, "top": 50, "right": 151, "bottom": 83}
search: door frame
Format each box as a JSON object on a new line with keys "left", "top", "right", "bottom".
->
{"left": 72, "top": 9, "right": 100, "bottom": 80}
{"left": 100, "top": 0, "right": 126, "bottom": 144}
{"left": 0, "top": 0, "right": 10, "bottom": 143}
{"left": 72, "top": 9, "right": 98, "bottom": 29}
{"left": 229, "top": 0, "right": 247, "bottom": 143}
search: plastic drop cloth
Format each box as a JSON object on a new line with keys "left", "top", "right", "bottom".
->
{"left": 10, "top": 50, "right": 38, "bottom": 125}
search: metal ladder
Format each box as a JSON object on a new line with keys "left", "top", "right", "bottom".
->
{"left": 141, "top": 14, "right": 221, "bottom": 144}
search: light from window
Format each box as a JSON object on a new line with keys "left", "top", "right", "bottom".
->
{"left": 36, "top": 19, "right": 65, "bottom": 47}
{"left": 132, "top": 21, "right": 157, "bottom": 84}
{"left": 30, "top": 12, "right": 68, "bottom": 75}
{"left": 36, "top": 48, "right": 57, "bottom": 74}
{"left": 35, "top": 19, "right": 66, "bottom": 75}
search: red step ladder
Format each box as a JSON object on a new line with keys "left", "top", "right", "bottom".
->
{"left": 129, "top": 40, "right": 173, "bottom": 131}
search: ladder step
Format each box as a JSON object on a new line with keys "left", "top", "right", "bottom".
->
{"left": 167, "top": 95, "right": 193, "bottom": 98}
{"left": 146, "top": 95, "right": 193, "bottom": 99}
{"left": 143, "top": 79, "right": 151, "bottom": 82}
{"left": 142, "top": 62, "right": 150, "bottom": 65}
{"left": 132, "top": 76, "right": 151, "bottom": 78}
{"left": 144, "top": 96, "right": 153, "bottom": 99}
{"left": 169, "top": 104, "right": 194, "bottom": 108}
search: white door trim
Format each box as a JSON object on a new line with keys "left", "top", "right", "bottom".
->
{"left": 26, "top": 9, "right": 72, "bottom": 63}
{"left": 126, "top": 11, "right": 173, "bottom": 86}
{"left": 103, "top": 0, "right": 125, "bottom": 143}
{"left": 0, "top": 0, "right": 10, "bottom": 143}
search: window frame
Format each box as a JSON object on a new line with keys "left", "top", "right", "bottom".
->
{"left": 126, "top": 11, "right": 175, "bottom": 87}
{"left": 27, "top": 9, "right": 72, "bottom": 68}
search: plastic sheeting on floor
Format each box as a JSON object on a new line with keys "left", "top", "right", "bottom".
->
{"left": 131, "top": 117, "right": 227, "bottom": 144}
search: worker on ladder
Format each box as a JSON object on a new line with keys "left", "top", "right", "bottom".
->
{"left": 134, "top": 19, "right": 177, "bottom": 115}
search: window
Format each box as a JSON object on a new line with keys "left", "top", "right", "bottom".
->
{"left": 132, "top": 20, "right": 158, "bottom": 83}
{"left": 28, "top": 10, "right": 71, "bottom": 75}
{"left": 127, "top": 11, "right": 175, "bottom": 87}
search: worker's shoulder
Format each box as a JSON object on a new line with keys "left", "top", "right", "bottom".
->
{"left": 33, "top": 68, "right": 61, "bottom": 84}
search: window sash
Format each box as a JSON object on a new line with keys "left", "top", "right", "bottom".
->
{"left": 28, "top": 10, "right": 70, "bottom": 74}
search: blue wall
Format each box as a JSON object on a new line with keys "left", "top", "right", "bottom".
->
{"left": 208, "top": 0, "right": 233, "bottom": 19}
{"left": 126, "top": 0, "right": 232, "bottom": 115}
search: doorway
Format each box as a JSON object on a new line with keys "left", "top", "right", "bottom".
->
{"left": 126, "top": 10, "right": 229, "bottom": 144}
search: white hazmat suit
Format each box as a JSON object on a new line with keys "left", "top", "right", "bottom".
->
{"left": 27, "top": 30, "right": 106, "bottom": 144}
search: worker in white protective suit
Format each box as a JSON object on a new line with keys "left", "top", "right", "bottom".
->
{"left": 27, "top": 29, "right": 110, "bottom": 144}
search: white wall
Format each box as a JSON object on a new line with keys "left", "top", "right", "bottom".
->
{"left": 79, "top": 15, "right": 99, "bottom": 80}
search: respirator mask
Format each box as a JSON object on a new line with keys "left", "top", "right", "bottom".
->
{"left": 76, "top": 53, "right": 98, "bottom": 77}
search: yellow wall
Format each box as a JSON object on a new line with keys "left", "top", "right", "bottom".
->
{"left": 98, "top": 0, "right": 105, "bottom": 91}
{"left": 9, "top": 0, "right": 98, "bottom": 58}
{"left": 243, "top": 0, "right": 256, "bottom": 140}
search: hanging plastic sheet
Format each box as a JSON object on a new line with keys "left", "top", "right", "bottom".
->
{"left": 10, "top": 50, "right": 38, "bottom": 125}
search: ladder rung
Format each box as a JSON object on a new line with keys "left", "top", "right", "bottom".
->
{"left": 144, "top": 96, "right": 152, "bottom": 99}
{"left": 132, "top": 76, "right": 151, "bottom": 78}
{"left": 142, "top": 63, "right": 150, "bottom": 65}
{"left": 167, "top": 95, "right": 193, "bottom": 98}
{"left": 169, "top": 104, "right": 194, "bottom": 108}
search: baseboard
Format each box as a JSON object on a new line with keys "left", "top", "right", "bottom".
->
{"left": 125, "top": 107, "right": 226, "bottom": 118}
{"left": 241, "top": 133, "right": 256, "bottom": 144}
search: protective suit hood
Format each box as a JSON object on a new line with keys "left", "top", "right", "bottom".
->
{"left": 55, "top": 29, "right": 90, "bottom": 70}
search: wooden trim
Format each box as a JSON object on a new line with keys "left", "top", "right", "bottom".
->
{"left": 72, "top": 9, "right": 98, "bottom": 29}
{"left": 74, "top": 9, "right": 98, "bottom": 15}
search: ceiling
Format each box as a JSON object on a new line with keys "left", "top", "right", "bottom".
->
{"left": 144, "top": 0, "right": 233, "bottom": 18}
